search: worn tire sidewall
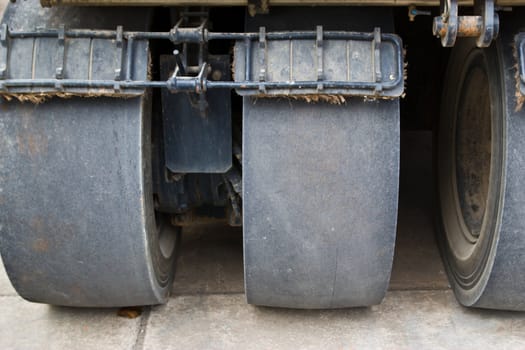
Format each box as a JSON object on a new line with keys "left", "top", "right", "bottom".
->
{"left": 437, "top": 38, "right": 506, "bottom": 307}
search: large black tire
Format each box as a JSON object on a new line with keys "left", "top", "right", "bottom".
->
{"left": 242, "top": 7, "right": 399, "bottom": 310}
{"left": 243, "top": 98, "right": 400, "bottom": 309}
{"left": 0, "top": 2, "right": 179, "bottom": 307}
{"left": 0, "top": 96, "right": 180, "bottom": 307}
{"left": 437, "top": 16, "right": 525, "bottom": 310}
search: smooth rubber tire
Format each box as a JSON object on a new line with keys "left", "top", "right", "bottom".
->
{"left": 0, "top": 96, "right": 180, "bottom": 307}
{"left": 243, "top": 99, "right": 400, "bottom": 309}
{"left": 0, "top": 2, "right": 179, "bottom": 307}
{"left": 437, "top": 17, "right": 525, "bottom": 310}
{"left": 242, "top": 7, "right": 400, "bottom": 309}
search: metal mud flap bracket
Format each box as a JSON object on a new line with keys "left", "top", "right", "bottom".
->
{"left": 0, "top": 23, "right": 404, "bottom": 99}
{"left": 233, "top": 27, "right": 404, "bottom": 98}
{"left": 0, "top": 24, "right": 150, "bottom": 96}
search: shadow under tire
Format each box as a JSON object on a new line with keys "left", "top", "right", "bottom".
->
{"left": 437, "top": 31, "right": 525, "bottom": 310}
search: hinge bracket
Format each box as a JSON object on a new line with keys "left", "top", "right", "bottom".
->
{"left": 433, "top": 0, "right": 499, "bottom": 47}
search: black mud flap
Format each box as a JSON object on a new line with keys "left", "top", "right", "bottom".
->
{"left": 160, "top": 55, "right": 232, "bottom": 173}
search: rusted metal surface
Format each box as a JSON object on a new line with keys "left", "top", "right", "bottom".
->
{"left": 433, "top": 0, "right": 498, "bottom": 47}
{"left": 435, "top": 16, "right": 483, "bottom": 38}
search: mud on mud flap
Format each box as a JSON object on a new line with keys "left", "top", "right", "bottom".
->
{"left": 515, "top": 32, "right": 525, "bottom": 97}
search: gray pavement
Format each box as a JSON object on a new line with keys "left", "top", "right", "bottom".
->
{"left": 146, "top": 292, "right": 525, "bottom": 350}
{"left": 2, "top": 254, "right": 525, "bottom": 350}
{"left": 1, "top": 131, "right": 525, "bottom": 349}
{"left": 0, "top": 257, "right": 16, "bottom": 297}
{"left": 0, "top": 294, "right": 142, "bottom": 350}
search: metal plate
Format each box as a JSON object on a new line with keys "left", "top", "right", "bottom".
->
{"left": 160, "top": 55, "right": 232, "bottom": 173}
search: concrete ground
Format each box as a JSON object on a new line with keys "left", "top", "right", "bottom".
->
{"left": 2, "top": 131, "right": 525, "bottom": 349}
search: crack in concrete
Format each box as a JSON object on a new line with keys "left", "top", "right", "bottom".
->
{"left": 132, "top": 306, "right": 151, "bottom": 350}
